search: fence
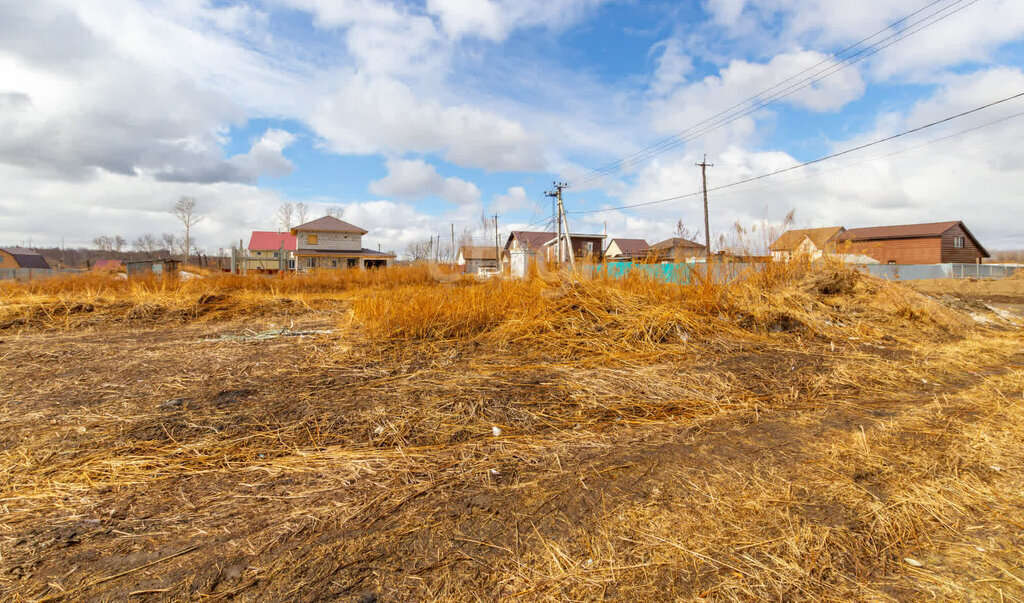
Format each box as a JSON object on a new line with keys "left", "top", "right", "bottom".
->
{"left": 587, "top": 262, "right": 764, "bottom": 284}
{"left": 0, "top": 268, "right": 86, "bottom": 281}
{"left": 862, "top": 263, "right": 1018, "bottom": 281}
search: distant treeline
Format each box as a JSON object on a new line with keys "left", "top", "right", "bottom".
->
{"left": 991, "top": 249, "right": 1024, "bottom": 263}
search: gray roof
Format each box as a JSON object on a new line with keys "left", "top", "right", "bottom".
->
{"left": 1, "top": 247, "right": 50, "bottom": 269}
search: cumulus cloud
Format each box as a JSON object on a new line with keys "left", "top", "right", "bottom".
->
{"left": 649, "top": 49, "right": 866, "bottom": 138}
{"left": 155, "top": 128, "right": 296, "bottom": 184}
{"left": 369, "top": 158, "right": 481, "bottom": 205}
{"left": 489, "top": 186, "right": 543, "bottom": 214}
{"left": 310, "top": 74, "right": 545, "bottom": 172}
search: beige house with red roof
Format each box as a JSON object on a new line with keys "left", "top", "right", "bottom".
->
{"left": 245, "top": 231, "right": 297, "bottom": 273}
{"left": 605, "top": 238, "right": 650, "bottom": 260}
{"left": 290, "top": 216, "right": 395, "bottom": 270}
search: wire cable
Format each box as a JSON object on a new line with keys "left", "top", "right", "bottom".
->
{"left": 568, "top": 0, "right": 982, "bottom": 187}
{"left": 568, "top": 91, "right": 1024, "bottom": 215}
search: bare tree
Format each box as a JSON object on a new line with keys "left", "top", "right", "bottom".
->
{"left": 325, "top": 206, "right": 343, "bottom": 219}
{"left": 295, "top": 202, "right": 309, "bottom": 225}
{"left": 674, "top": 219, "right": 698, "bottom": 241}
{"left": 277, "top": 202, "right": 294, "bottom": 231}
{"left": 133, "top": 234, "right": 160, "bottom": 258}
{"left": 113, "top": 235, "right": 127, "bottom": 253}
{"left": 172, "top": 196, "right": 203, "bottom": 263}
{"left": 406, "top": 239, "right": 434, "bottom": 261}
{"left": 92, "top": 236, "right": 113, "bottom": 253}
{"left": 161, "top": 233, "right": 178, "bottom": 254}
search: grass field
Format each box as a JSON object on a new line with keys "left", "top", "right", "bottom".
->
{"left": 1, "top": 265, "right": 1023, "bottom": 601}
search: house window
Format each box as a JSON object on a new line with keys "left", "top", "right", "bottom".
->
{"left": 273, "top": 252, "right": 279, "bottom": 259}
{"left": 331, "top": 259, "right": 337, "bottom": 268}
{"left": 306, "top": 257, "right": 315, "bottom": 268}
{"left": 308, "top": 234, "right": 318, "bottom": 245}
{"left": 585, "top": 242, "right": 594, "bottom": 253}
{"left": 953, "top": 236, "right": 965, "bottom": 248}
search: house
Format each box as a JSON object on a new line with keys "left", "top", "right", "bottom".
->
{"left": 503, "top": 230, "right": 606, "bottom": 277}
{"left": 838, "top": 221, "right": 989, "bottom": 264}
{"left": 649, "top": 237, "right": 706, "bottom": 261}
{"left": 92, "top": 259, "right": 124, "bottom": 271}
{"left": 456, "top": 246, "right": 498, "bottom": 274}
{"left": 0, "top": 247, "right": 50, "bottom": 269}
{"left": 605, "top": 238, "right": 650, "bottom": 260}
{"left": 246, "top": 231, "right": 297, "bottom": 273}
{"left": 290, "top": 216, "right": 395, "bottom": 270}
{"left": 770, "top": 227, "right": 846, "bottom": 262}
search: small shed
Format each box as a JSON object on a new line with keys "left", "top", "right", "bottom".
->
{"left": 125, "top": 259, "right": 181, "bottom": 278}
{"left": 456, "top": 246, "right": 499, "bottom": 274}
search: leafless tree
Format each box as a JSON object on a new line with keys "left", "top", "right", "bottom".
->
{"left": 325, "top": 206, "right": 343, "bottom": 219}
{"left": 172, "top": 196, "right": 203, "bottom": 262}
{"left": 92, "top": 236, "right": 114, "bottom": 253}
{"left": 406, "top": 239, "right": 434, "bottom": 261}
{"left": 133, "top": 234, "right": 161, "bottom": 258}
{"left": 277, "top": 202, "right": 294, "bottom": 231}
{"left": 113, "top": 235, "right": 126, "bottom": 253}
{"left": 674, "top": 219, "right": 698, "bottom": 241}
{"left": 295, "top": 202, "right": 309, "bottom": 225}
{"left": 161, "top": 233, "right": 178, "bottom": 253}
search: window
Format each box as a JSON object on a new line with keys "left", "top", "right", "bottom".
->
{"left": 330, "top": 259, "right": 337, "bottom": 268}
{"left": 585, "top": 242, "right": 594, "bottom": 253}
{"left": 306, "top": 257, "right": 315, "bottom": 268}
{"left": 953, "top": 236, "right": 965, "bottom": 248}
{"left": 308, "top": 234, "right": 318, "bottom": 245}
{"left": 273, "top": 252, "right": 279, "bottom": 259}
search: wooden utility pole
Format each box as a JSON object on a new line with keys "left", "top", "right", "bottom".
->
{"left": 493, "top": 214, "right": 500, "bottom": 271}
{"left": 696, "top": 155, "right": 713, "bottom": 261}
{"left": 450, "top": 223, "right": 455, "bottom": 269}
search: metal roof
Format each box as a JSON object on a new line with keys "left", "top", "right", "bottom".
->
{"left": 248, "top": 231, "right": 297, "bottom": 251}
{"left": 0, "top": 247, "right": 50, "bottom": 269}
{"left": 650, "top": 237, "right": 705, "bottom": 250}
{"left": 607, "top": 238, "right": 650, "bottom": 255}
{"left": 290, "top": 216, "right": 368, "bottom": 234}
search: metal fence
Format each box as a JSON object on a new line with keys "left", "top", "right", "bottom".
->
{"left": 0, "top": 268, "right": 86, "bottom": 281}
{"left": 588, "top": 262, "right": 764, "bottom": 284}
{"left": 861, "top": 263, "right": 1018, "bottom": 281}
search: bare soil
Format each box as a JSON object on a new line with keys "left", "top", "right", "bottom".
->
{"left": 1, "top": 289, "right": 1023, "bottom": 601}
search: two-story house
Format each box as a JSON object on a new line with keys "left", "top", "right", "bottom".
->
{"left": 245, "top": 231, "right": 296, "bottom": 273}
{"left": 289, "top": 216, "right": 395, "bottom": 270}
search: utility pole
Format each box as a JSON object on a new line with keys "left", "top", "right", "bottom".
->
{"left": 493, "top": 214, "right": 500, "bottom": 272}
{"left": 696, "top": 155, "right": 714, "bottom": 261}
{"left": 450, "top": 223, "right": 455, "bottom": 269}
{"left": 545, "top": 182, "right": 574, "bottom": 268}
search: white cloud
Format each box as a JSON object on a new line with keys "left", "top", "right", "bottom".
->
{"left": 489, "top": 186, "right": 542, "bottom": 214}
{"left": 310, "top": 73, "right": 545, "bottom": 172}
{"left": 649, "top": 49, "right": 866, "bottom": 140}
{"left": 426, "top": 0, "right": 610, "bottom": 42}
{"left": 369, "top": 158, "right": 481, "bottom": 205}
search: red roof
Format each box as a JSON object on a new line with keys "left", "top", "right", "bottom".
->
{"left": 248, "top": 231, "right": 297, "bottom": 251}
{"left": 506, "top": 231, "right": 605, "bottom": 251}
{"left": 92, "top": 259, "right": 124, "bottom": 270}
{"left": 290, "top": 216, "right": 367, "bottom": 234}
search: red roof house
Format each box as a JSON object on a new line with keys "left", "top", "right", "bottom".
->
{"left": 248, "top": 231, "right": 297, "bottom": 252}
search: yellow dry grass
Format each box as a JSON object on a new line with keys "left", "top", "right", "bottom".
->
{"left": 1, "top": 264, "right": 1022, "bottom": 601}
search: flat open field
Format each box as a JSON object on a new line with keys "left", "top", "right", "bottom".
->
{"left": 2, "top": 267, "right": 1023, "bottom": 601}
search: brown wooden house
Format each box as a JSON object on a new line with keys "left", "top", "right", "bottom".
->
{"left": 838, "top": 221, "right": 989, "bottom": 264}
{"left": 0, "top": 247, "right": 50, "bottom": 269}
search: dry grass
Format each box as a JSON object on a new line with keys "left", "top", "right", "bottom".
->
{"left": 1, "top": 264, "right": 1023, "bottom": 601}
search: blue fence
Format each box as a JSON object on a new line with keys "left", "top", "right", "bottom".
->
{"left": 587, "top": 262, "right": 763, "bottom": 284}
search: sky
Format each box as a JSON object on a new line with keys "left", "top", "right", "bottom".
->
{"left": 2, "top": 0, "right": 1024, "bottom": 256}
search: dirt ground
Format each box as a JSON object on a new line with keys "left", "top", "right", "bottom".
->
{"left": 2, "top": 276, "right": 1024, "bottom": 601}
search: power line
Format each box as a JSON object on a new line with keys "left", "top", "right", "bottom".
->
{"left": 568, "top": 0, "right": 982, "bottom": 187}
{"left": 569, "top": 90, "right": 1024, "bottom": 216}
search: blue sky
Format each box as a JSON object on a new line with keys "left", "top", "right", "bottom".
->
{"left": 3, "top": 0, "right": 1024, "bottom": 254}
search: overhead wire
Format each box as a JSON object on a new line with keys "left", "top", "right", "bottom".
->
{"left": 568, "top": 91, "right": 1024, "bottom": 216}
{"left": 568, "top": 0, "right": 983, "bottom": 187}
